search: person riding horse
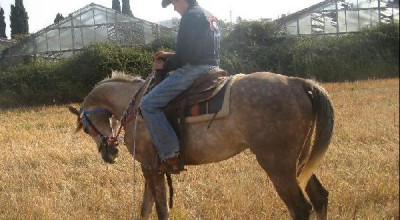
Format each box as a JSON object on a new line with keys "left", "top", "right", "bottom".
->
{"left": 140, "top": 0, "right": 221, "bottom": 173}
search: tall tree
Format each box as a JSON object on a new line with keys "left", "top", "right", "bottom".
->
{"left": 10, "top": 0, "right": 29, "bottom": 39}
{"left": 122, "top": 0, "right": 133, "bottom": 16}
{"left": 54, "top": 13, "right": 64, "bottom": 24}
{"left": 112, "top": 0, "right": 121, "bottom": 13}
{"left": 0, "top": 8, "right": 6, "bottom": 38}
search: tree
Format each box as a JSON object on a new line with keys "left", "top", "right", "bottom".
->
{"left": 0, "top": 8, "right": 6, "bottom": 38}
{"left": 10, "top": 0, "right": 29, "bottom": 39}
{"left": 122, "top": 0, "right": 133, "bottom": 16}
{"left": 54, "top": 13, "right": 64, "bottom": 24}
{"left": 112, "top": 0, "right": 121, "bottom": 12}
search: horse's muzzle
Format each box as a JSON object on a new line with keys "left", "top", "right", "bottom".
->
{"left": 100, "top": 144, "right": 119, "bottom": 164}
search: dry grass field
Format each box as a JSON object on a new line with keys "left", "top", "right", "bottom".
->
{"left": 0, "top": 78, "right": 398, "bottom": 220}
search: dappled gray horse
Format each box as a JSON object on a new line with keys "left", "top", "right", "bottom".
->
{"left": 69, "top": 71, "right": 334, "bottom": 220}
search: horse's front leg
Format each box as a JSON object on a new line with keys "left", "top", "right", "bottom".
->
{"left": 142, "top": 168, "right": 169, "bottom": 220}
{"left": 140, "top": 180, "right": 155, "bottom": 220}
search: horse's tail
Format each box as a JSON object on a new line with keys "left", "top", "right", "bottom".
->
{"left": 307, "top": 80, "right": 334, "bottom": 159}
{"left": 298, "top": 80, "right": 334, "bottom": 187}
{"left": 166, "top": 173, "right": 174, "bottom": 209}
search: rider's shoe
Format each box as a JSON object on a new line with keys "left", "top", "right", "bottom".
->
{"left": 158, "top": 155, "right": 180, "bottom": 174}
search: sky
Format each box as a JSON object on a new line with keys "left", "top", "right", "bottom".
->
{"left": 0, "top": 0, "right": 322, "bottom": 39}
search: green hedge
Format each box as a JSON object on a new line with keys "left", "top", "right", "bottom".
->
{"left": 0, "top": 43, "right": 153, "bottom": 107}
{"left": 220, "top": 21, "right": 399, "bottom": 81}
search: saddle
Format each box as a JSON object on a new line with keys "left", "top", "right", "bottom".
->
{"left": 168, "top": 68, "right": 229, "bottom": 107}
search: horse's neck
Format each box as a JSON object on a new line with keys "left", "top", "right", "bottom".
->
{"left": 89, "top": 81, "right": 141, "bottom": 119}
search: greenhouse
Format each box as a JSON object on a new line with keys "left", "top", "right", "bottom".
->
{"left": 1, "top": 3, "right": 176, "bottom": 65}
{"left": 276, "top": 0, "right": 399, "bottom": 36}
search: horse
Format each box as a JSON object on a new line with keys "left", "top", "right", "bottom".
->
{"left": 68, "top": 71, "right": 334, "bottom": 220}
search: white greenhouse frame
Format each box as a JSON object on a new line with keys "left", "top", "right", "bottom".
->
{"left": 277, "top": 0, "right": 399, "bottom": 36}
{"left": 1, "top": 3, "right": 176, "bottom": 64}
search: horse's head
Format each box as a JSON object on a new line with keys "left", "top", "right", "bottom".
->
{"left": 68, "top": 105, "right": 120, "bottom": 164}
{"left": 68, "top": 72, "right": 145, "bottom": 164}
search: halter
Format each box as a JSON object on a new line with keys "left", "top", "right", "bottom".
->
{"left": 79, "top": 72, "right": 152, "bottom": 152}
{"left": 79, "top": 105, "right": 142, "bottom": 147}
{"left": 79, "top": 108, "right": 118, "bottom": 149}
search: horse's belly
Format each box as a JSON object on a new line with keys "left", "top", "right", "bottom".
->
{"left": 184, "top": 118, "right": 247, "bottom": 165}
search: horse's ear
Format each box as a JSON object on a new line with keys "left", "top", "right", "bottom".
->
{"left": 68, "top": 105, "right": 79, "bottom": 116}
{"left": 67, "top": 105, "right": 83, "bottom": 132}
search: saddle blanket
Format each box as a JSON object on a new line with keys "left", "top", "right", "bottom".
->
{"left": 138, "top": 74, "right": 244, "bottom": 124}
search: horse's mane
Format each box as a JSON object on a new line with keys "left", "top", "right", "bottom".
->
{"left": 96, "top": 71, "right": 144, "bottom": 86}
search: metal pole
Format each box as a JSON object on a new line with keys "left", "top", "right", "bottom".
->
{"left": 70, "top": 14, "right": 76, "bottom": 55}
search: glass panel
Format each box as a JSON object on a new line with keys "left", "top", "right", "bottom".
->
{"left": 73, "top": 14, "right": 83, "bottom": 26}
{"left": 59, "top": 19, "right": 71, "bottom": 28}
{"left": 380, "top": 0, "right": 390, "bottom": 7}
{"left": 394, "top": 8, "right": 399, "bottom": 22}
{"left": 82, "top": 26, "right": 95, "bottom": 46}
{"left": 370, "top": 0, "right": 379, "bottom": 7}
{"left": 106, "top": 9, "right": 116, "bottom": 23}
{"left": 323, "top": 2, "right": 337, "bottom": 10}
{"left": 47, "top": 29, "right": 60, "bottom": 51}
{"left": 323, "top": 10, "right": 338, "bottom": 33}
{"left": 358, "top": 0, "right": 369, "bottom": 8}
{"left": 299, "top": 15, "right": 312, "bottom": 35}
{"left": 286, "top": 21, "right": 298, "bottom": 35}
{"left": 347, "top": 10, "right": 359, "bottom": 32}
{"left": 95, "top": 26, "right": 109, "bottom": 43}
{"left": 81, "top": 10, "right": 95, "bottom": 25}
{"left": 338, "top": 11, "right": 347, "bottom": 32}
{"left": 380, "top": 8, "right": 393, "bottom": 23}
{"left": 73, "top": 28, "right": 84, "bottom": 49}
{"left": 359, "top": 9, "right": 371, "bottom": 26}
{"left": 34, "top": 34, "right": 48, "bottom": 53}
{"left": 371, "top": 8, "right": 379, "bottom": 24}
{"left": 344, "top": 0, "right": 359, "bottom": 9}
{"left": 360, "top": 9, "right": 379, "bottom": 26}
{"left": 60, "top": 29, "right": 72, "bottom": 50}
{"left": 116, "top": 13, "right": 130, "bottom": 22}
{"left": 311, "top": 12, "right": 325, "bottom": 34}
{"left": 359, "top": 0, "right": 379, "bottom": 8}
{"left": 94, "top": 9, "right": 107, "bottom": 25}
{"left": 338, "top": 0, "right": 354, "bottom": 9}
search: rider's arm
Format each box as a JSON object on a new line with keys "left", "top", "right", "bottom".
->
{"left": 163, "top": 12, "right": 203, "bottom": 72}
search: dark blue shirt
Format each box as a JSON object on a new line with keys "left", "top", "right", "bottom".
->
{"left": 163, "top": 4, "right": 220, "bottom": 72}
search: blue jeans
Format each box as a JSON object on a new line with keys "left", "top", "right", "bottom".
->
{"left": 140, "top": 64, "right": 215, "bottom": 160}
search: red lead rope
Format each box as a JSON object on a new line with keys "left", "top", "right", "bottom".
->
{"left": 106, "top": 107, "right": 141, "bottom": 146}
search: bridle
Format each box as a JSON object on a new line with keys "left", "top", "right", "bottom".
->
{"left": 79, "top": 108, "right": 118, "bottom": 151}
{"left": 78, "top": 71, "right": 153, "bottom": 153}
{"left": 79, "top": 105, "right": 142, "bottom": 148}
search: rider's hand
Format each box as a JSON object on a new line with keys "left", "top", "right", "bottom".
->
{"left": 154, "top": 51, "right": 174, "bottom": 60}
{"left": 153, "top": 59, "right": 164, "bottom": 70}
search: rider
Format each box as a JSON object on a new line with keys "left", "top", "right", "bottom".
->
{"left": 140, "top": 0, "right": 220, "bottom": 172}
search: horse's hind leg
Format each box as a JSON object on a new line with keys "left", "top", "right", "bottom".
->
{"left": 255, "top": 156, "right": 312, "bottom": 220}
{"left": 305, "top": 174, "right": 329, "bottom": 220}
